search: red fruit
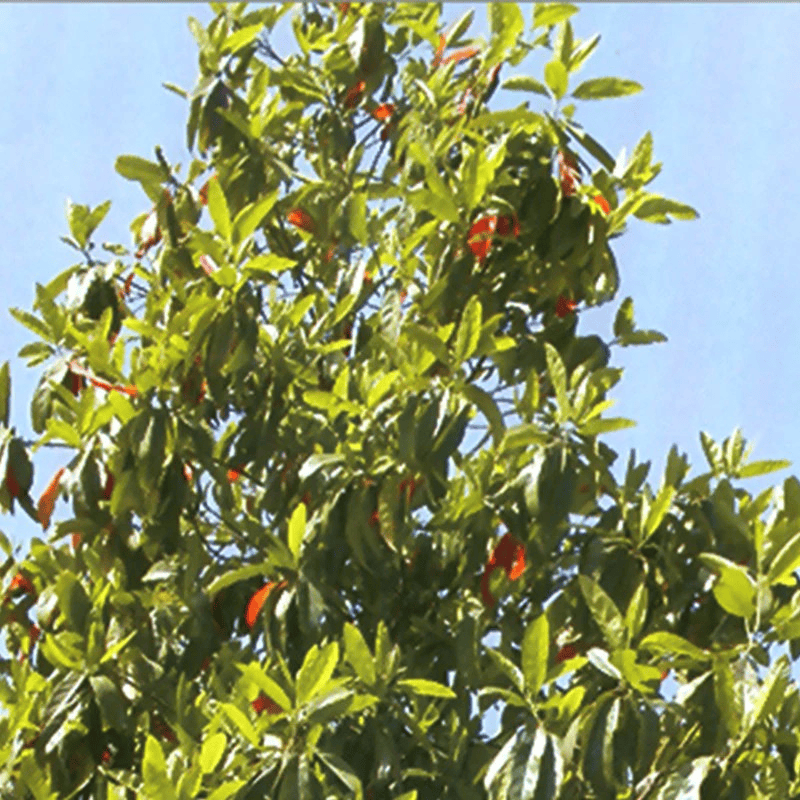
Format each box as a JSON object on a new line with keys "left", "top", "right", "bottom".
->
{"left": 557, "top": 151, "right": 579, "bottom": 197}
{"left": 199, "top": 180, "right": 210, "bottom": 206}
{"left": 555, "top": 644, "right": 578, "bottom": 663}
{"left": 4, "top": 467, "right": 20, "bottom": 499}
{"left": 100, "top": 748, "right": 112, "bottom": 764}
{"left": 555, "top": 295, "right": 578, "bottom": 318}
{"left": 68, "top": 370, "right": 85, "bottom": 396}
{"left": 71, "top": 533, "right": 82, "bottom": 550}
{"left": 287, "top": 208, "right": 316, "bottom": 234}
{"left": 660, "top": 669, "right": 669, "bottom": 681}
{"left": 398, "top": 475, "right": 419, "bottom": 503}
{"left": 338, "top": 3, "right": 350, "bottom": 14}
{"left": 594, "top": 194, "right": 611, "bottom": 215}
{"left": 496, "top": 214, "right": 520, "bottom": 237}
{"left": 8, "top": 573, "right": 35, "bottom": 596}
{"left": 372, "top": 103, "right": 395, "bottom": 121}
{"left": 252, "top": 692, "right": 283, "bottom": 715}
{"left": 467, "top": 214, "right": 520, "bottom": 263}
{"left": 37, "top": 467, "right": 65, "bottom": 530}
{"left": 151, "top": 715, "right": 177, "bottom": 743}
{"left": 369, "top": 509, "right": 380, "bottom": 528}
{"left": 481, "top": 533, "right": 526, "bottom": 608}
{"left": 102, "top": 472, "right": 115, "bottom": 500}
{"left": 245, "top": 580, "right": 287, "bottom": 629}
{"left": 344, "top": 80, "right": 366, "bottom": 109}
{"left": 119, "top": 271, "right": 135, "bottom": 300}
{"left": 183, "top": 463, "right": 194, "bottom": 483}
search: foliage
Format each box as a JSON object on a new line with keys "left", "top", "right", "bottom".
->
{"left": 1, "top": 3, "right": 796, "bottom": 800}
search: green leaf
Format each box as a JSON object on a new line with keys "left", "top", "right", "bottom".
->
{"left": 572, "top": 77, "right": 643, "bottom": 100}
{"left": 544, "top": 342, "right": 570, "bottom": 421}
{"left": 207, "top": 177, "right": 232, "bottom": 243}
{"left": 54, "top": 573, "right": 91, "bottom": 634}
{"left": 699, "top": 553, "right": 756, "bottom": 618}
{"left": 617, "top": 329, "right": 668, "bottom": 347}
{"left": 578, "top": 576, "right": 625, "bottom": 649}
{"left": 644, "top": 483, "right": 675, "bottom": 539}
{"left": 0, "top": 362, "right": 9, "bottom": 427}
{"left": 232, "top": 190, "right": 278, "bottom": 244}
{"left": 613, "top": 297, "right": 634, "bottom": 337}
{"left": 200, "top": 732, "right": 227, "bottom": 775}
{"left": 237, "top": 663, "right": 293, "bottom": 711}
{"left": 564, "top": 121, "right": 616, "bottom": 171}
{"left": 162, "top": 81, "right": 188, "bottom": 98}
{"left": 766, "top": 530, "right": 800, "bottom": 586}
{"left": 446, "top": 9, "right": 475, "bottom": 45}
{"left": 461, "top": 384, "right": 505, "bottom": 447}
{"left": 454, "top": 296, "right": 482, "bottom": 364}
{"left": 624, "top": 582, "right": 648, "bottom": 641}
{"left": 222, "top": 22, "right": 263, "bottom": 53}
{"left": 298, "top": 453, "right": 345, "bottom": 481}
{"left": 115, "top": 155, "right": 167, "bottom": 185}
{"left": 502, "top": 75, "right": 550, "bottom": 97}
{"left": 396, "top": 678, "right": 456, "bottom": 699}
{"left": 19, "top": 753, "right": 51, "bottom": 800}
{"left": 143, "top": 735, "right": 177, "bottom": 800}
{"left": 699, "top": 431, "right": 723, "bottom": 473}
{"left": 317, "top": 751, "right": 364, "bottom": 800}
{"left": 633, "top": 195, "right": 699, "bottom": 223}
{"left": 219, "top": 703, "right": 259, "bottom": 747}
{"left": 638, "top": 632, "right": 709, "bottom": 663}
{"left": 487, "top": 2, "right": 524, "bottom": 64}
{"left": 90, "top": 675, "right": 126, "bottom": 731}
{"left": 348, "top": 192, "right": 368, "bottom": 244}
{"left": 521, "top": 614, "right": 549, "bottom": 695}
{"left": 738, "top": 459, "right": 791, "bottom": 479}
{"left": 569, "top": 32, "right": 601, "bottom": 73}
{"left": 296, "top": 642, "right": 339, "bottom": 705}
{"left": 533, "top": 3, "right": 579, "bottom": 29}
{"left": 578, "top": 417, "right": 636, "bottom": 436}
{"left": 9, "top": 307, "right": 50, "bottom": 340}
{"left": 544, "top": 60, "right": 568, "bottom": 99}
{"left": 344, "top": 623, "right": 376, "bottom": 686}
{"left": 243, "top": 253, "right": 296, "bottom": 278}
{"left": 287, "top": 502, "right": 307, "bottom": 561}
{"left": 502, "top": 423, "right": 549, "bottom": 452}
{"left": 206, "top": 563, "right": 273, "bottom": 597}
{"left": 206, "top": 782, "right": 247, "bottom": 800}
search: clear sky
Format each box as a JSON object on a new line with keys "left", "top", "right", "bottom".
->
{"left": 1, "top": 2, "right": 799, "bottom": 548}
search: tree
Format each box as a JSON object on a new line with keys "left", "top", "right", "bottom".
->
{"left": 1, "top": 2, "right": 797, "bottom": 798}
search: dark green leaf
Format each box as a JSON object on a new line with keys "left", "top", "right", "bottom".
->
{"left": 579, "top": 576, "right": 625, "bottom": 649}
{"left": 90, "top": 675, "right": 127, "bottom": 731}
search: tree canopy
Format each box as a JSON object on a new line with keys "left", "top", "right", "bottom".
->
{"left": 2, "top": 3, "right": 799, "bottom": 800}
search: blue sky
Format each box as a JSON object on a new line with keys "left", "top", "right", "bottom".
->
{"left": 1, "top": 2, "right": 799, "bottom": 548}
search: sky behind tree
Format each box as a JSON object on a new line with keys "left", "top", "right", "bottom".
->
{"left": 1, "top": 2, "right": 798, "bottom": 550}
